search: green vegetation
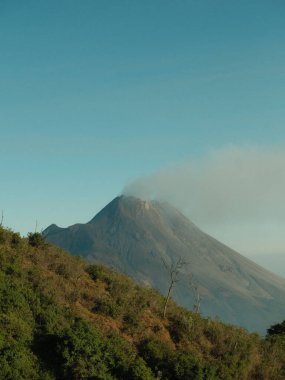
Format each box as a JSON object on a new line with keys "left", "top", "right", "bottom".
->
{"left": 267, "top": 320, "right": 285, "bottom": 337}
{"left": 0, "top": 226, "right": 284, "bottom": 379}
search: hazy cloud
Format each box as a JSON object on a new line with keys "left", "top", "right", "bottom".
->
{"left": 123, "top": 146, "right": 285, "bottom": 255}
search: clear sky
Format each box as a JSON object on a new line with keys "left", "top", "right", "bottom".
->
{"left": 1, "top": 1, "right": 285, "bottom": 267}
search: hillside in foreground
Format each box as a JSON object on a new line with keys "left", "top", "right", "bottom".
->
{"left": 0, "top": 227, "right": 285, "bottom": 379}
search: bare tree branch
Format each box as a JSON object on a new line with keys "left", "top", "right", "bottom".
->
{"left": 189, "top": 275, "right": 202, "bottom": 314}
{"left": 161, "top": 254, "right": 188, "bottom": 318}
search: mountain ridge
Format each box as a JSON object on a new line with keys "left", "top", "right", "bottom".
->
{"left": 43, "top": 195, "right": 285, "bottom": 333}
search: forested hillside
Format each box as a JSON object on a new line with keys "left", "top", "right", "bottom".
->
{"left": 0, "top": 227, "right": 284, "bottom": 379}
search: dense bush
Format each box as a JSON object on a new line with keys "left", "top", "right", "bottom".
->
{"left": 139, "top": 338, "right": 205, "bottom": 380}
{"left": 11, "top": 232, "right": 21, "bottom": 247}
{"left": 86, "top": 264, "right": 111, "bottom": 284}
{"left": 55, "top": 318, "right": 154, "bottom": 380}
{"left": 28, "top": 232, "right": 46, "bottom": 247}
{"left": 267, "top": 320, "right": 285, "bottom": 337}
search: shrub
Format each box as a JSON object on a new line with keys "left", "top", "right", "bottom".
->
{"left": 0, "top": 227, "right": 9, "bottom": 244}
{"left": 168, "top": 311, "right": 193, "bottom": 343}
{"left": 139, "top": 338, "right": 203, "bottom": 380}
{"left": 93, "top": 296, "right": 122, "bottom": 319}
{"left": 11, "top": 232, "right": 21, "bottom": 247}
{"left": 55, "top": 318, "right": 154, "bottom": 380}
{"left": 267, "top": 320, "right": 285, "bottom": 337}
{"left": 86, "top": 264, "right": 111, "bottom": 284}
{"left": 28, "top": 233, "right": 46, "bottom": 248}
{"left": 123, "top": 311, "right": 140, "bottom": 328}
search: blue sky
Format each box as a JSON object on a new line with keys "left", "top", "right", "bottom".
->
{"left": 1, "top": 0, "right": 285, "bottom": 255}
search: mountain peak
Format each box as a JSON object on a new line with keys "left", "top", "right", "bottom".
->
{"left": 43, "top": 196, "right": 285, "bottom": 333}
{"left": 88, "top": 195, "right": 161, "bottom": 224}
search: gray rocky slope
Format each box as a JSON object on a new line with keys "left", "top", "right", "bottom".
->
{"left": 43, "top": 196, "right": 285, "bottom": 333}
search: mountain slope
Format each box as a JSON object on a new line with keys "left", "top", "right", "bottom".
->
{"left": 44, "top": 195, "right": 285, "bottom": 333}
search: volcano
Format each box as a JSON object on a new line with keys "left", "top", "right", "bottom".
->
{"left": 43, "top": 195, "right": 285, "bottom": 333}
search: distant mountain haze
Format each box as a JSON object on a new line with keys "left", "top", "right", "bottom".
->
{"left": 248, "top": 253, "right": 285, "bottom": 278}
{"left": 43, "top": 196, "right": 285, "bottom": 333}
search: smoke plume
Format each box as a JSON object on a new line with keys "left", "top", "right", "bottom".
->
{"left": 123, "top": 146, "right": 285, "bottom": 255}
